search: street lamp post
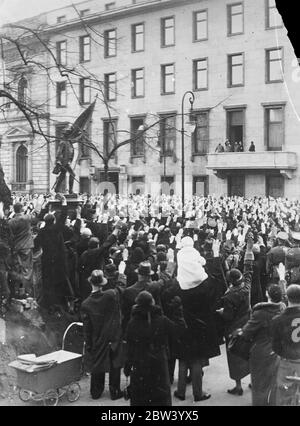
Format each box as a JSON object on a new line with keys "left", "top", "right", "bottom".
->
{"left": 181, "top": 90, "right": 195, "bottom": 217}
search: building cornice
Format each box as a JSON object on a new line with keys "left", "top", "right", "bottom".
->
{"left": 40, "top": 0, "right": 202, "bottom": 35}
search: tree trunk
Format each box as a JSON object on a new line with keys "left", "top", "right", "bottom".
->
{"left": 104, "top": 162, "right": 109, "bottom": 182}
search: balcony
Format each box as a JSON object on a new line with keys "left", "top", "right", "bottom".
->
{"left": 206, "top": 151, "right": 298, "bottom": 179}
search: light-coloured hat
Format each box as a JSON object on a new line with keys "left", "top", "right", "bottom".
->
{"left": 81, "top": 227, "right": 92, "bottom": 238}
{"left": 88, "top": 270, "right": 108, "bottom": 287}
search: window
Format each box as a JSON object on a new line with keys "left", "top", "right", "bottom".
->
{"left": 132, "top": 23, "right": 144, "bottom": 52}
{"left": 193, "top": 176, "right": 208, "bottom": 196}
{"left": 266, "top": 0, "right": 283, "bottom": 29}
{"left": 18, "top": 76, "right": 28, "bottom": 104}
{"left": 80, "top": 9, "right": 90, "bottom": 17}
{"left": 79, "top": 177, "right": 91, "bottom": 194}
{"left": 161, "top": 17, "right": 175, "bottom": 47}
{"left": 57, "top": 15, "right": 66, "bottom": 23}
{"left": 159, "top": 114, "right": 176, "bottom": 156}
{"left": 266, "top": 175, "right": 284, "bottom": 198}
{"left": 265, "top": 106, "right": 284, "bottom": 151}
{"left": 105, "top": 2, "right": 115, "bottom": 10}
{"left": 104, "top": 73, "right": 117, "bottom": 101}
{"left": 193, "top": 10, "right": 208, "bottom": 41}
{"left": 266, "top": 48, "right": 283, "bottom": 83}
{"left": 103, "top": 120, "right": 117, "bottom": 158}
{"left": 161, "top": 64, "right": 175, "bottom": 94}
{"left": 161, "top": 176, "right": 175, "bottom": 196}
{"left": 56, "top": 41, "right": 67, "bottom": 66}
{"left": 130, "top": 116, "right": 145, "bottom": 157}
{"left": 193, "top": 111, "right": 209, "bottom": 154}
{"left": 79, "top": 78, "right": 91, "bottom": 104}
{"left": 227, "top": 109, "right": 245, "bottom": 146}
{"left": 227, "top": 3, "right": 244, "bottom": 35}
{"left": 130, "top": 176, "right": 145, "bottom": 195}
{"left": 228, "top": 53, "right": 244, "bottom": 86}
{"left": 131, "top": 68, "right": 144, "bottom": 98}
{"left": 193, "top": 58, "right": 208, "bottom": 90}
{"left": 16, "top": 145, "right": 28, "bottom": 183}
{"left": 56, "top": 81, "right": 67, "bottom": 107}
{"left": 104, "top": 29, "right": 117, "bottom": 57}
{"left": 79, "top": 35, "right": 91, "bottom": 62}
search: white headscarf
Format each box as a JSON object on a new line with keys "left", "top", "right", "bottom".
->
{"left": 177, "top": 237, "right": 208, "bottom": 290}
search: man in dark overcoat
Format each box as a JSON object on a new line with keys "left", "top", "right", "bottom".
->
{"left": 122, "top": 261, "right": 165, "bottom": 332}
{"left": 34, "top": 201, "right": 69, "bottom": 308}
{"left": 81, "top": 270, "right": 124, "bottom": 401}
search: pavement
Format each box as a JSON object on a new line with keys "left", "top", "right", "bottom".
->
{"left": 0, "top": 345, "right": 251, "bottom": 407}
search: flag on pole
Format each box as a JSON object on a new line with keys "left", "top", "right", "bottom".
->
{"left": 65, "top": 98, "right": 96, "bottom": 141}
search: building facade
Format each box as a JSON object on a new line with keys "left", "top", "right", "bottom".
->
{"left": 0, "top": 0, "right": 300, "bottom": 199}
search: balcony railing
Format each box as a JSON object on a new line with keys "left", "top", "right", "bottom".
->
{"left": 207, "top": 151, "right": 297, "bottom": 172}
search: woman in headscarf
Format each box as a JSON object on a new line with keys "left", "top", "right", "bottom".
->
{"left": 124, "top": 290, "right": 186, "bottom": 406}
{"left": 174, "top": 237, "right": 222, "bottom": 402}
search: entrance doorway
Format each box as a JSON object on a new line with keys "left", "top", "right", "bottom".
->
{"left": 228, "top": 175, "right": 245, "bottom": 197}
{"left": 99, "top": 171, "right": 119, "bottom": 194}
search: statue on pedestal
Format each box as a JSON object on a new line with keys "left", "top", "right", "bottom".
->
{"left": 52, "top": 99, "right": 97, "bottom": 195}
{"left": 52, "top": 129, "right": 76, "bottom": 195}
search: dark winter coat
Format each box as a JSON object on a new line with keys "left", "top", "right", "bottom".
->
{"left": 78, "top": 233, "right": 117, "bottom": 300}
{"left": 76, "top": 237, "right": 90, "bottom": 258}
{"left": 9, "top": 213, "right": 34, "bottom": 251}
{"left": 125, "top": 247, "right": 145, "bottom": 287}
{"left": 177, "top": 275, "right": 221, "bottom": 360}
{"left": 122, "top": 278, "right": 164, "bottom": 332}
{"left": 242, "top": 302, "right": 285, "bottom": 406}
{"left": 81, "top": 288, "right": 124, "bottom": 374}
{"left": 271, "top": 306, "right": 300, "bottom": 360}
{"left": 125, "top": 304, "right": 186, "bottom": 406}
{"left": 221, "top": 260, "right": 253, "bottom": 336}
{"left": 34, "top": 223, "right": 68, "bottom": 306}
{"left": 221, "top": 260, "right": 253, "bottom": 380}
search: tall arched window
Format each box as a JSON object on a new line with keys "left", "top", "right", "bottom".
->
{"left": 16, "top": 145, "right": 28, "bottom": 183}
{"left": 18, "top": 76, "right": 28, "bottom": 104}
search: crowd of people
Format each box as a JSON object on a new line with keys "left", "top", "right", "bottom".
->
{"left": 1, "top": 191, "right": 300, "bottom": 406}
{"left": 215, "top": 140, "right": 256, "bottom": 152}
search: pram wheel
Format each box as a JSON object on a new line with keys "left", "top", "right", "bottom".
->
{"left": 67, "top": 382, "right": 81, "bottom": 402}
{"left": 19, "top": 388, "right": 32, "bottom": 402}
{"left": 43, "top": 389, "right": 59, "bottom": 406}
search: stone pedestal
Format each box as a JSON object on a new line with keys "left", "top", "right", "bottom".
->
{"left": 47, "top": 194, "right": 84, "bottom": 218}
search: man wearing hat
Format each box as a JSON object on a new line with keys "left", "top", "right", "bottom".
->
{"left": 122, "top": 261, "right": 164, "bottom": 331}
{"left": 266, "top": 232, "right": 289, "bottom": 282}
{"left": 78, "top": 226, "right": 120, "bottom": 300}
{"left": 81, "top": 269, "right": 124, "bottom": 401}
{"left": 103, "top": 262, "right": 127, "bottom": 291}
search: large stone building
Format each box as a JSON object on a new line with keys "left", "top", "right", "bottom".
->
{"left": 0, "top": 0, "right": 299, "bottom": 198}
